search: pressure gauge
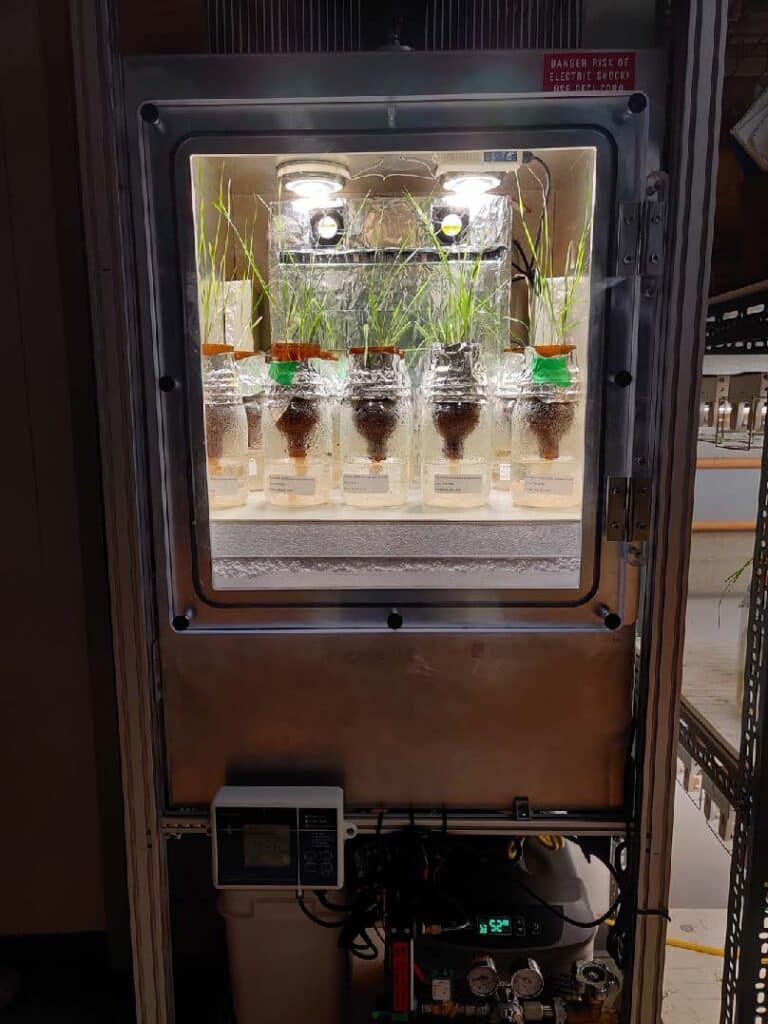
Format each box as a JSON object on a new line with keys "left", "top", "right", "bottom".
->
{"left": 510, "top": 959, "right": 545, "bottom": 999}
{"left": 467, "top": 955, "right": 500, "bottom": 998}
{"left": 575, "top": 960, "right": 610, "bottom": 992}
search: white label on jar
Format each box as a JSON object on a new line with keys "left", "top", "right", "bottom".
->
{"left": 268, "top": 474, "right": 316, "bottom": 496}
{"left": 209, "top": 476, "right": 241, "bottom": 497}
{"left": 343, "top": 473, "right": 390, "bottom": 494}
{"left": 499, "top": 463, "right": 512, "bottom": 481}
{"left": 432, "top": 978, "right": 451, "bottom": 1003}
{"left": 434, "top": 473, "right": 483, "bottom": 494}
{"left": 248, "top": 458, "right": 259, "bottom": 478}
{"left": 524, "top": 475, "right": 575, "bottom": 496}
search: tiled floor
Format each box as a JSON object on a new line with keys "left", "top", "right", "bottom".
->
{"left": 663, "top": 909, "right": 726, "bottom": 1024}
{"left": 663, "top": 755, "right": 732, "bottom": 1023}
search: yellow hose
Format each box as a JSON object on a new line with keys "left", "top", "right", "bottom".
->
{"left": 665, "top": 937, "right": 724, "bottom": 957}
{"left": 604, "top": 920, "right": 724, "bottom": 958}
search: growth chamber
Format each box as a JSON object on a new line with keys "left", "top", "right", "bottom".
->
{"left": 100, "top": 44, "right": 688, "bottom": 1024}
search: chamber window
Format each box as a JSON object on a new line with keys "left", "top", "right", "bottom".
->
{"left": 189, "top": 147, "right": 596, "bottom": 592}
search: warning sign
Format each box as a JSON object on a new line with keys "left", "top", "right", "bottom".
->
{"left": 542, "top": 52, "right": 636, "bottom": 92}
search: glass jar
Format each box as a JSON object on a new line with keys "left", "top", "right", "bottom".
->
{"left": 263, "top": 342, "right": 333, "bottom": 507}
{"left": 420, "top": 341, "right": 491, "bottom": 509}
{"left": 316, "top": 352, "right": 344, "bottom": 488}
{"left": 341, "top": 347, "right": 412, "bottom": 508}
{"left": 509, "top": 345, "right": 583, "bottom": 510}
{"left": 234, "top": 351, "right": 266, "bottom": 491}
{"left": 491, "top": 346, "right": 526, "bottom": 491}
{"left": 202, "top": 344, "right": 249, "bottom": 510}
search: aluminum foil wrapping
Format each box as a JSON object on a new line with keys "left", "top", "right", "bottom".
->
{"left": 235, "top": 353, "right": 267, "bottom": 398}
{"left": 344, "top": 348, "right": 410, "bottom": 399}
{"left": 268, "top": 195, "right": 511, "bottom": 257}
{"left": 494, "top": 349, "right": 527, "bottom": 398}
{"left": 267, "top": 358, "right": 332, "bottom": 401}
{"left": 266, "top": 197, "right": 511, "bottom": 378}
{"left": 203, "top": 351, "right": 242, "bottom": 404}
{"left": 422, "top": 341, "right": 489, "bottom": 400}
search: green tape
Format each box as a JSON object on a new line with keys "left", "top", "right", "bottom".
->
{"left": 531, "top": 353, "right": 571, "bottom": 387}
{"left": 269, "top": 360, "right": 298, "bottom": 386}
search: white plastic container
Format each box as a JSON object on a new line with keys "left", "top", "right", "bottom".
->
{"left": 219, "top": 889, "right": 347, "bottom": 1024}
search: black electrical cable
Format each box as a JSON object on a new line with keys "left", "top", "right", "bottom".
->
{"left": 529, "top": 154, "right": 552, "bottom": 207}
{"left": 349, "top": 928, "right": 379, "bottom": 960}
{"left": 514, "top": 874, "right": 622, "bottom": 930}
{"left": 528, "top": 155, "right": 552, "bottom": 239}
{"left": 511, "top": 842, "right": 625, "bottom": 930}
{"left": 424, "top": 891, "right": 472, "bottom": 933}
{"left": 314, "top": 890, "right": 357, "bottom": 913}
{"left": 296, "top": 892, "right": 346, "bottom": 929}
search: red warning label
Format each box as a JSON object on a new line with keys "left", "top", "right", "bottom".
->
{"left": 542, "top": 51, "right": 636, "bottom": 92}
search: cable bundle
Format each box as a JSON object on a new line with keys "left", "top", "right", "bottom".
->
{"left": 296, "top": 825, "right": 629, "bottom": 968}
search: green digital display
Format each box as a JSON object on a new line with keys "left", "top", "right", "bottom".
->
{"left": 477, "top": 916, "right": 512, "bottom": 936}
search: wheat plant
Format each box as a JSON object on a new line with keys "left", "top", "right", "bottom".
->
{"left": 513, "top": 169, "right": 593, "bottom": 347}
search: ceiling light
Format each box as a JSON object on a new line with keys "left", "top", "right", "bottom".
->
{"left": 441, "top": 172, "right": 501, "bottom": 196}
{"left": 277, "top": 160, "right": 349, "bottom": 198}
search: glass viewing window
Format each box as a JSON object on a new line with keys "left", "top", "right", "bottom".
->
{"left": 189, "top": 146, "right": 597, "bottom": 594}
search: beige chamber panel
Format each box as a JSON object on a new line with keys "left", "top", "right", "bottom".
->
{"left": 163, "top": 627, "right": 633, "bottom": 810}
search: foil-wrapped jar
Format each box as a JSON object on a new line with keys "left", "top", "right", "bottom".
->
{"left": 341, "top": 347, "right": 412, "bottom": 508}
{"left": 202, "top": 344, "right": 249, "bottom": 510}
{"left": 492, "top": 346, "right": 527, "bottom": 491}
{"left": 263, "top": 342, "right": 333, "bottom": 508}
{"left": 234, "top": 351, "right": 267, "bottom": 491}
{"left": 316, "top": 351, "right": 345, "bottom": 488}
{"left": 509, "top": 345, "right": 583, "bottom": 510}
{"left": 420, "top": 341, "right": 491, "bottom": 509}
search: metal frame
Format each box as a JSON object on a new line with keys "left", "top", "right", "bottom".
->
{"left": 627, "top": 2, "right": 728, "bottom": 1022}
{"left": 678, "top": 696, "right": 740, "bottom": 810}
{"left": 160, "top": 810, "right": 626, "bottom": 839}
{"left": 131, "top": 85, "right": 637, "bottom": 629}
{"left": 68, "top": 3, "right": 727, "bottom": 1022}
{"left": 721, "top": 432, "right": 768, "bottom": 1022}
{"left": 125, "top": 60, "right": 650, "bottom": 820}
{"left": 69, "top": 2, "right": 174, "bottom": 1021}
{"left": 706, "top": 282, "right": 768, "bottom": 357}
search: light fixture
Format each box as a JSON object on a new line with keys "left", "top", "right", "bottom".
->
{"left": 277, "top": 159, "right": 350, "bottom": 198}
{"left": 440, "top": 171, "right": 501, "bottom": 196}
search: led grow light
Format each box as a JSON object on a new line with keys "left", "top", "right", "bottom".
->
{"left": 440, "top": 172, "right": 501, "bottom": 196}
{"left": 277, "top": 160, "right": 349, "bottom": 198}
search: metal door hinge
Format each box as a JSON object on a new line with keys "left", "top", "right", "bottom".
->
{"left": 606, "top": 476, "right": 651, "bottom": 542}
{"left": 617, "top": 173, "right": 668, "bottom": 278}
